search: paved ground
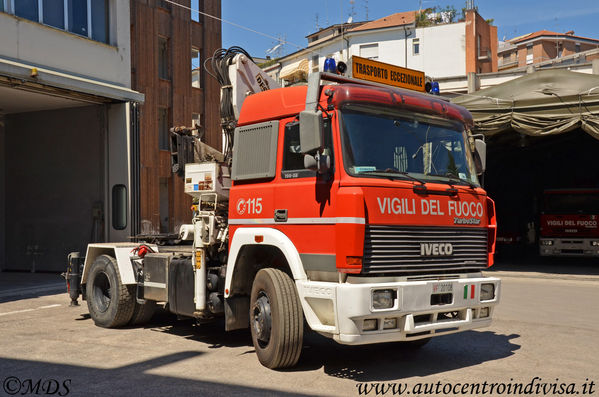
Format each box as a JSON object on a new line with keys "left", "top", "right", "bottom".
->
{"left": 0, "top": 262, "right": 597, "bottom": 396}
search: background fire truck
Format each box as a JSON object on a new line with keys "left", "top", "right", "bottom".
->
{"left": 539, "top": 188, "right": 599, "bottom": 257}
{"left": 65, "top": 48, "right": 501, "bottom": 369}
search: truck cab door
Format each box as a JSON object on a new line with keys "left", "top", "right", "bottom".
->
{"left": 273, "top": 116, "right": 339, "bottom": 279}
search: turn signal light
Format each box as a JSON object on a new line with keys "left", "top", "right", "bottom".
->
{"left": 339, "top": 256, "right": 362, "bottom": 274}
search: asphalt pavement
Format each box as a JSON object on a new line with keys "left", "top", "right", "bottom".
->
{"left": 0, "top": 259, "right": 597, "bottom": 396}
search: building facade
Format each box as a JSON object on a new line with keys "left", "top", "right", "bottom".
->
{"left": 130, "top": 0, "right": 222, "bottom": 236}
{"left": 0, "top": 0, "right": 144, "bottom": 272}
{"left": 273, "top": 9, "right": 496, "bottom": 85}
{"left": 498, "top": 30, "right": 599, "bottom": 71}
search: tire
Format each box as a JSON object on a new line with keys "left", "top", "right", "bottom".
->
{"left": 250, "top": 268, "right": 303, "bottom": 369}
{"left": 86, "top": 254, "right": 135, "bottom": 328}
{"left": 129, "top": 300, "right": 157, "bottom": 326}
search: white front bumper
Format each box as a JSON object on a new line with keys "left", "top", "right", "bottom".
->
{"left": 296, "top": 276, "right": 501, "bottom": 345}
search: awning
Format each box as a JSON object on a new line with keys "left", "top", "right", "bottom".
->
{"left": 451, "top": 69, "right": 599, "bottom": 139}
{"left": 280, "top": 58, "right": 309, "bottom": 81}
{"left": 0, "top": 57, "right": 145, "bottom": 104}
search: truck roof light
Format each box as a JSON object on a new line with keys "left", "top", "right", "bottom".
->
{"left": 255, "top": 235, "right": 264, "bottom": 243}
{"left": 324, "top": 58, "right": 337, "bottom": 73}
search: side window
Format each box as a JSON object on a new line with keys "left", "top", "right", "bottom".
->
{"left": 281, "top": 118, "right": 334, "bottom": 179}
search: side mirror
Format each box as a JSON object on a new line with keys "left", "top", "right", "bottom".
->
{"left": 299, "top": 110, "right": 323, "bottom": 154}
{"left": 474, "top": 138, "right": 486, "bottom": 175}
{"left": 304, "top": 152, "right": 331, "bottom": 175}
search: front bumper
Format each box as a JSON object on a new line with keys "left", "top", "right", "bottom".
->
{"left": 296, "top": 275, "right": 501, "bottom": 345}
{"left": 539, "top": 238, "right": 599, "bottom": 257}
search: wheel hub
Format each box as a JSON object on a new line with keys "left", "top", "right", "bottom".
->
{"left": 252, "top": 293, "right": 272, "bottom": 344}
{"left": 93, "top": 271, "right": 112, "bottom": 313}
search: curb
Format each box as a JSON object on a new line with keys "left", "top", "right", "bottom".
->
{"left": 483, "top": 270, "right": 599, "bottom": 282}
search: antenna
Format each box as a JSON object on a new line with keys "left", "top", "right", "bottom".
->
{"left": 364, "top": 0, "right": 369, "bottom": 20}
{"left": 349, "top": 0, "right": 356, "bottom": 21}
{"left": 315, "top": 13, "right": 320, "bottom": 31}
{"left": 266, "top": 34, "right": 285, "bottom": 58}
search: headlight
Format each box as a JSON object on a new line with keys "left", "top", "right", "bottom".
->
{"left": 372, "top": 289, "right": 395, "bottom": 309}
{"left": 363, "top": 319, "right": 378, "bottom": 331}
{"left": 541, "top": 240, "right": 554, "bottom": 246}
{"left": 479, "top": 307, "right": 490, "bottom": 318}
{"left": 591, "top": 241, "right": 599, "bottom": 246}
{"left": 480, "top": 283, "right": 495, "bottom": 301}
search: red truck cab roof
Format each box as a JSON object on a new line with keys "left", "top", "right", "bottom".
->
{"left": 237, "top": 83, "right": 474, "bottom": 127}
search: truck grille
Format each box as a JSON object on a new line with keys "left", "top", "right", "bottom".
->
{"left": 363, "top": 225, "right": 488, "bottom": 275}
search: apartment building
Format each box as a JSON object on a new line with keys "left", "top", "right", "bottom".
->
{"left": 498, "top": 30, "right": 599, "bottom": 71}
{"left": 273, "top": 8, "right": 497, "bottom": 85}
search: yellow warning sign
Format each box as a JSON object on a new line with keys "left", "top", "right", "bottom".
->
{"left": 351, "top": 56, "right": 425, "bottom": 92}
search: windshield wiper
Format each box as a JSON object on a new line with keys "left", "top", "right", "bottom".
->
{"left": 427, "top": 172, "right": 477, "bottom": 189}
{"left": 359, "top": 169, "right": 427, "bottom": 185}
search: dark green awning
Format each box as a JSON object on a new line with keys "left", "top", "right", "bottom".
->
{"left": 451, "top": 69, "right": 599, "bottom": 139}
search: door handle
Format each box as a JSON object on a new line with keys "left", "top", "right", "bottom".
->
{"left": 274, "top": 209, "right": 288, "bottom": 222}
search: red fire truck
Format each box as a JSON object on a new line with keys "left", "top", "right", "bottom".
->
{"left": 539, "top": 189, "right": 599, "bottom": 256}
{"left": 65, "top": 49, "right": 501, "bottom": 369}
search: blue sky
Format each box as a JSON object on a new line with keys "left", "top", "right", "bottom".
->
{"left": 221, "top": 0, "right": 599, "bottom": 58}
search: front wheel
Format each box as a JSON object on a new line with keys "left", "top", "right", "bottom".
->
{"left": 250, "top": 268, "right": 303, "bottom": 369}
{"left": 86, "top": 255, "right": 135, "bottom": 328}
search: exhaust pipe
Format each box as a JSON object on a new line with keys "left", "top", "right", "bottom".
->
{"left": 64, "top": 252, "right": 83, "bottom": 306}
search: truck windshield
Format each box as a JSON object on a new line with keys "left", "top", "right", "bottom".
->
{"left": 543, "top": 192, "right": 599, "bottom": 214}
{"left": 339, "top": 104, "right": 480, "bottom": 186}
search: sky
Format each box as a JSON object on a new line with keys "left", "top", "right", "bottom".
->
{"left": 220, "top": 0, "right": 599, "bottom": 58}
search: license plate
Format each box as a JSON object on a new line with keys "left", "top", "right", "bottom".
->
{"left": 432, "top": 282, "right": 453, "bottom": 294}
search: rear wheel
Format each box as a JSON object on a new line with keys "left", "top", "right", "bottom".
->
{"left": 250, "top": 268, "right": 303, "bottom": 369}
{"left": 86, "top": 255, "right": 135, "bottom": 328}
{"left": 129, "top": 300, "right": 157, "bottom": 325}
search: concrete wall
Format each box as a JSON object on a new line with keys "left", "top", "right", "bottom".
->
{"left": 0, "top": 0, "right": 131, "bottom": 87}
{"left": 5, "top": 106, "right": 105, "bottom": 272}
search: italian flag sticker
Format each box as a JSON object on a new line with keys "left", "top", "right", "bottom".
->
{"left": 464, "top": 285, "right": 476, "bottom": 299}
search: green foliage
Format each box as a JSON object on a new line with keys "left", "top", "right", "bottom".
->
{"left": 416, "top": 5, "right": 458, "bottom": 27}
{"left": 258, "top": 59, "right": 278, "bottom": 68}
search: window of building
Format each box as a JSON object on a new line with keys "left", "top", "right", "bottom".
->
{"left": 158, "top": 108, "right": 170, "bottom": 150}
{"left": 191, "top": 0, "right": 199, "bottom": 21}
{"left": 192, "top": 47, "right": 201, "bottom": 88}
{"left": 157, "top": 0, "right": 171, "bottom": 11}
{"left": 0, "top": 1, "right": 4, "bottom": 12}
{"left": 413, "top": 38, "right": 420, "bottom": 55}
{"left": 68, "top": 0, "right": 87, "bottom": 36}
{"left": 91, "top": 0, "right": 108, "bottom": 42}
{"left": 526, "top": 44, "right": 533, "bottom": 64}
{"left": 557, "top": 43, "right": 563, "bottom": 58}
{"left": 477, "top": 34, "right": 481, "bottom": 57}
{"left": 43, "top": 0, "right": 64, "bottom": 29}
{"left": 158, "top": 37, "right": 170, "bottom": 80}
{"left": 192, "top": 113, "right": 201, "bottom": 129}
{"left": 15, "top": 0, "right": 39, "bottom": 22}
{"left": 360, "top": 43, "right": 378, "bottom": 60}
{"left": 6, "top": 0, "right": 108, "bottom": 43}
{"left": 311, "top": 55, "right": 319, "bottom": 72}
{"left": 575, "top": 42, "right": 581, "bottom": 53}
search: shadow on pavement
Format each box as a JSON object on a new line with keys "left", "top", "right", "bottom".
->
{"left": 0, "top": 271, "right": 65, "bottom": 303}
{"left": 293, "top": 330, "right": 520, "bottom": 381}
{"left": 0, "top": 352, "right": 314, "bottom": 396}
{"left": 122, "top": 309, "right": 520, "bottom": 382}
{"left": 489, "top": 254, "right": 599, "bottom": 277}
